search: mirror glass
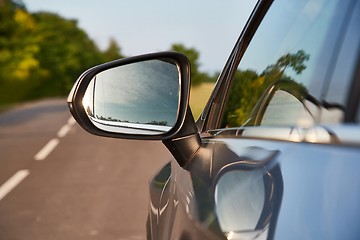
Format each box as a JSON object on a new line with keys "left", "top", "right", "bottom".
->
{"left": 82, "top": 59, "right": 180, "bottom": 135}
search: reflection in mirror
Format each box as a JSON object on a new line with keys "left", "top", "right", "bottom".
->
{"left": 82, "top": 59, "right": 180, "bottom": 135}
{"left": 260, "top": 88, "right": 344, "bottom": 128}
{"left": 215, "top": 164, "right": 283, "bottom": 240}
{"left": 215, "top": 169, "right": 266, "bottom": 233}
{"left": 261, "top": 90, "right": 314, "bottom": 127}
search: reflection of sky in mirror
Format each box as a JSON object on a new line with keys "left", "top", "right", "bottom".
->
{"left": 93, "top": 60, "right": 179, "bottom": 126}
{"left": 239, "top": 0, "right": 342, "bottom": 92}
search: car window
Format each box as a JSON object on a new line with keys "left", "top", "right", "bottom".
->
{"left": 324, "top": 0, "right": 360, "bottom": 121}
{"left": 260, "top": 90, "right": 313, "bottom": 127}
{"left": 220, "top": 0, "right": 353, "bottom": 129}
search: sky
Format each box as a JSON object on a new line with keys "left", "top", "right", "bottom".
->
{"left": 22, "top": 0, "right": 257, "bottom": 73}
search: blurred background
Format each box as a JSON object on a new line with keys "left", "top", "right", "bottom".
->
{"left": 0, "top": 0, "right": 256, "bottom": 116}
{"left": 0, "top": 0, "right": 255, "bottom": 239}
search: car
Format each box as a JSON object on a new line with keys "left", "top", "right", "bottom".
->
{"left": 67, "top": 0, "right": 360, "bottom": 239}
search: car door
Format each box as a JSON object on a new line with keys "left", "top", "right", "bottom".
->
{"left": 159, "top": 0, "right": 360, "bottom": 239}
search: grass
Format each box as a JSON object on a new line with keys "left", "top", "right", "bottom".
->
{"left": 189, "top": 82, "right": 215, "bottom": 120}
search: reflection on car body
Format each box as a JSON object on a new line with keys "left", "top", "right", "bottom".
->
{"left": 68, "top": 0, "right": 360, "bottom": 239}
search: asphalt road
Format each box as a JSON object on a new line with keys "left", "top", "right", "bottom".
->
{"left": 0, "top": 99, "right": 170, "bottom": 240}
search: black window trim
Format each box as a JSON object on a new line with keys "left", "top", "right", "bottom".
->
{"left": 197, "top": 0, "right": 274, "bottom": 132}
{"left": 345, "top": 48, "right": 360, "bottom": 122}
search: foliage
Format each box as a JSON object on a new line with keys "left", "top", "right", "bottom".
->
{"left": 222, "top": 50, "right": 310, "bottom": 127}
{"left": 263, "top": 50, "right": 310, "bottom": 76}
{"left": 30, "top": 12, "right": 104, "bottom": 97}
{"left": 0, "top": 0, "right": 124, "bottom": 107}
{"left": 222, "top": 70, "right": 260, "bottom": 127}
{"left": 170, "top": 43, "right": 215, "bottom": 86}
{"left": 102, "top": 38, "right": 124, "bottom": 62}
{"left": 0, "top": 0, "right": 38, "bottom": 84}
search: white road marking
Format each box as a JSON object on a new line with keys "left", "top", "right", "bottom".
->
{"left": 34, "top": 138, "right": 59, "bottom": 161}
{"left": 34, "top": 117, "right": 75, "bottom": 160}
{"left": 57, "top": 124, "right": 71, "bottom": 138}
{"left": 0, "top": 170, "right": 30, "bottom": 201}
{"left": 58, "top": 117, "right": 76, "bottom": 138}
{"left": 0, "top": 118, "right": 76, "bottom": 200}
{"left": 67, "top": 117, "right": 76, "bottom": 126}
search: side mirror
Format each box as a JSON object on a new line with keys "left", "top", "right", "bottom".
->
{"left": 67, "top": 52, "right": 192, "bottom": 140}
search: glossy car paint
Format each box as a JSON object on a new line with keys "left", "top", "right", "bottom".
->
{"left": 149, "top": 125, "right": 360, "bottom": 239}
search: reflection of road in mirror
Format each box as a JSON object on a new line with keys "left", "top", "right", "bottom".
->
{"left": 90, "top": 117, "right": 171, "bottom": 135}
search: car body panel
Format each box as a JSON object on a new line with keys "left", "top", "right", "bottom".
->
{"left": 149, "top": 128, "right": 360, "bottom": 239}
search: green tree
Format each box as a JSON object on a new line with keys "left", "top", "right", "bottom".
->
{"left": 0, "top": 0, "right": 39, "bottom": 84}
{"left": 0, "top": 0, "right": 126, "bottom": 107}
{"left": 102, "top": 38, "right": 124, "bottom": 62}
{"left": 222, "top": 70, "right": 260, "bottom": 127}
{"left": 0, "top": 0, "right": 44, "bottom": 105}
{"left": 263, "top": 50, "right": 310, "bottom": 76}
{"left": 170, "top": 43, "right": 211, "bottom": 86}
{"left": 31, "top": 12, "right": 103, "bottom": 97}
{"left": 222, "top": 50, "right": 310, "bottom": 127}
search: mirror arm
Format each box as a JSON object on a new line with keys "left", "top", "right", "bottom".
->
{"left": 163, "top": 107, "right": 201, "bottom": 168}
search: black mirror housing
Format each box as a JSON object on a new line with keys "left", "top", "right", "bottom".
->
{"left": 67, "top": 52, "right": 195, "bottom": 140}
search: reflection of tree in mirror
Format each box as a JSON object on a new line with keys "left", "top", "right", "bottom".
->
{"left": 95, "top": 115, "right": 169, "bottom": 126}
{"left": 222, "top": 50, "right": 310, "bottom": 127}
{"left": 262, "top": 50, "right": 310, "bottom": 77}
{"left": 146, "top": 121, "right": 168, "bottom": 126}
{"left": 96, "top": 115, "right": 129, "bottom": 123}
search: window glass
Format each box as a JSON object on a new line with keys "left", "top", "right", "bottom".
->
{"left": 325, "top": 0, "right": 360, "bottom": 120}
{"left": 221, "top": 0, "right": 351, "bottom": 128}
{"left": 260, "top": 90, "right": 314, "bottom": 127}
